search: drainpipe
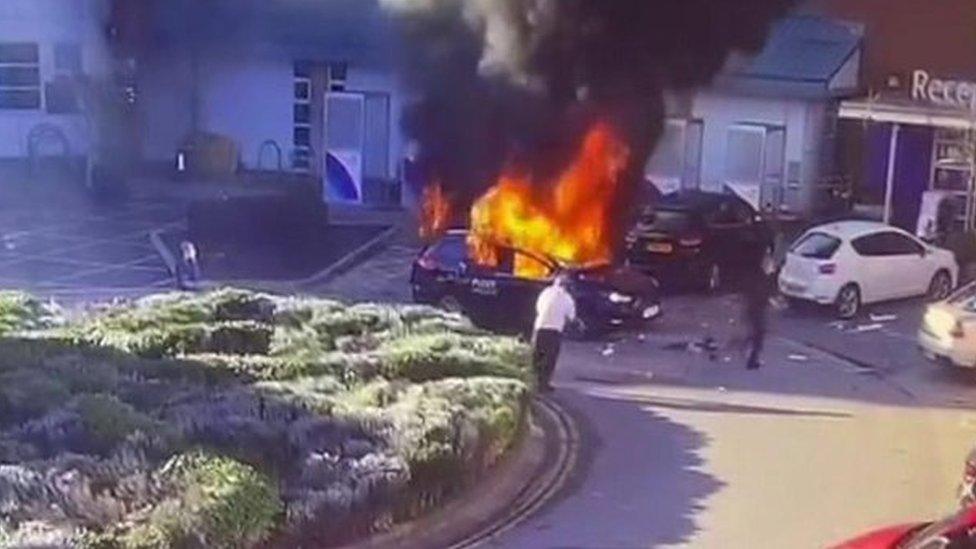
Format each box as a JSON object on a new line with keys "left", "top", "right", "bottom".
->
{"left": 883, "top": 123, "right": 901, "bottom": 225}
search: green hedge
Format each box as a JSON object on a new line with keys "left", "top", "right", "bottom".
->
{"left": 0, "top": 289, "right": 531, "bottom": 548}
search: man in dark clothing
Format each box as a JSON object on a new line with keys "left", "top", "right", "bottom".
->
{"left": 743, "top": 246, "right": 775, "bottom": 370}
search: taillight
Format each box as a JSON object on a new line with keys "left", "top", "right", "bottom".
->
{"left": 818, "top": 263, "right": 837, "bottom": 275}
{"left": 951, "top": 321, "right": 965, "bottom": 339}
{"left": 417, "top": 253, "right": 438, "bottom": 270}
{"left": 679, "top": 236, "right": 703, "bottom": 247}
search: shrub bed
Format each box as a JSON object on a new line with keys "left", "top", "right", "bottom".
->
{"left": 0, "top": 289, "right": 532, "bottom": 548}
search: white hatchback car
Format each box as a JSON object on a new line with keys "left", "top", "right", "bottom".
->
{"left": 779, "top": 221, "right": 958, "bottom": 318}
{"left": 919, "top": 282, "right": 976, "bottom": 369}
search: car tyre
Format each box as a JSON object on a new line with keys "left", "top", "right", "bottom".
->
{"left": 835, "top": 284, "right": 861, "bottom": 319}
{"left": 928, "top": 270, "right": 953, "bottom": 302}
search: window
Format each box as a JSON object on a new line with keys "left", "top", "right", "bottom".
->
{"left": 641, "top": 209, "right": 695, "bottom": 233}
{"left": 293, "top": 127, "right": 311, "bottom": 147}
{"left": 725, "top": 125, "right": 765, "bottom": 184}
{"left": 791, "top": 232, "right": 841, "bottom": 259}
{"left": 515, "top": 251, "right": 554, "bottom": 280}
{"left": 293, "top": 104, "right": 310, "bottom": 124}
{"left": 852, "top": 232, "right": 923, "bottom": 257}
{"left": 730, "top": 200, "right": 755, "bottom": 224}
{"left": 851, "top": 234, "right": 885, "bottom": 256}
{"left": 707, "top": 201, "right": 743, "bottom": 226}
{"left": 0, "top": 42, "right": 40, "bottom": 110}
{"left": 426, "top": 236, "right": 468, "bottom": 268}
{"left": 292, "top": 61, "right": 313, "bottom": 171}
{"left": 882, "top": 232, "right": 924, "bottom": 255}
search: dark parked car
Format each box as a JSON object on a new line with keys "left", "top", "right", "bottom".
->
{"left": 625, "top": 190, "right": 774, "bottom": 292}
{"left": 411, "top": 230, "right": 662, "bottom": 337}
{"left": 831, "top": 506, "right": 976, "bottom": 548}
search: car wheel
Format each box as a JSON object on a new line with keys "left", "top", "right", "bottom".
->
{"left": 437, "top": 295, "right": 464, "bottom": 313}
{"left": 705, "top": 263, "right": 722, "bottom": 293}
{"left": 928, "top": 270, "right": 953, "bottom": 302}
{"left": 835, "top": 284, "right": 861, "bottom": 319}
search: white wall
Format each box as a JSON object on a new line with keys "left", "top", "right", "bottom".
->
{"left": 198, "top": 53, "right": 294, "bottom": 170}
{"left": 139, "top": 52, "right": 193, "bottom": 164}
{"left": 139, "top": 53, "right": 407, "bottom": 177}
{"left": 0, "top": 0, "right": 110, "bottom": 159}
{"left": 691, "top": 91, "right": 808, "bottom": 190}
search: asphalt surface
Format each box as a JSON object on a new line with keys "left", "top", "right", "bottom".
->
{"left": 308, "top": 246, "right": 976, "bottom": 548}
{"left": 489, "top": 295, "right": 976, "bottom": 548}
{"left": 4, "top": 199, "right": 975, "bottom": 549}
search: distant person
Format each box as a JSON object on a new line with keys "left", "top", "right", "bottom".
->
{"left": 532, "top": 273, "right": 577, "bottom": 392}
{"left": 176, "top": 240, "right": 201, "bottom": 290}
{"left": 742, "top": 246, "right": 776, "bottom": 370}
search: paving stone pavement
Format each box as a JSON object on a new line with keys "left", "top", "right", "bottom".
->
{"left": 310, "top": 243, "right": 418, "bottom": 303}
{"left": 0, "top": 181, "right": 181, "bottom": 301}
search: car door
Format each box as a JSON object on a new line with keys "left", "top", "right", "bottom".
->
{"left": 706, "top": 199, "right": 751, "bottom": 280}
{"left": 849, "top": 232, "right": 902, "bottom": 303}
{"left": 509, "top": 251, "right": 556, "bottom": 330}
{"left": 464, "top": 249, "right": 511, "bottom": 328}
{"left": 882, "top": 231, "right": 932, "bottom": 297}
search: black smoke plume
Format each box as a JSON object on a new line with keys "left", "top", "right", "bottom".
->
{"left": 384, "top": 0, "right": 798, "bottom": 237}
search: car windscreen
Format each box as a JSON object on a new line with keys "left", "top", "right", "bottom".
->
{"left": 948, "top": 281, "right": 976, "bottom": 311}
{"left": 641, "top": 209, "right": 694, "bottom": 233}
{"left": 790, "top": 232, "right": 841, "bottom": 260}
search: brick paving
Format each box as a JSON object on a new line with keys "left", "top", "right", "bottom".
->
{"left": 309, "top": 243, "right": 418, "bottom": 303}
{"left": 0, "top": 183, "right": 180, "bottom": 301}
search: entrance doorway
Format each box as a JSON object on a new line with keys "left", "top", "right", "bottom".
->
{"left": 725, "top": 123, "right": 786, "bottom": 211}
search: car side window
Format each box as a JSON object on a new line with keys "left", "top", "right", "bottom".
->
{"left": 731, "top": 201, "right": 755, "bottom": 224}
{"left": 853, "top": 232, "right": 924, "bottom": 257}
{"left": 851, "top": 234, "right": 884, "bottom": 257}
{"left": 430, "top": 237, "right": 468, "bottom": 267}
{"left": 886, "top": 232, "right": 925, "bottom": 255}
{"left": 514, "top": 252, "right": 555, "bottom": 280}
{"left": 707, "top": 201, "right": 740, "bottom": 227}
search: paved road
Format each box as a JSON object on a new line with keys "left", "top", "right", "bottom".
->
{"left": 489, "top": 295, "right": 976, "bottom": 549}
{"left": 308, "top": 245, "right": 976, "bottom": 548}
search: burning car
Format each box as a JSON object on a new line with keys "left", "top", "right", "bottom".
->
{"left": 411, "top": 230, "right": 662, "bottom": 337}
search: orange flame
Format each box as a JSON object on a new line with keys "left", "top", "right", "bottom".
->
{"left": 469, "top": 121, "right": 631, "bottom": 279}
{"left": 419, "top": 182, "right": 452, "bottom": 240}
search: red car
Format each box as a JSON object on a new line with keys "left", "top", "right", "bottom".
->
{"left": 832, "top": 506, "right": 976, "bottom": 548}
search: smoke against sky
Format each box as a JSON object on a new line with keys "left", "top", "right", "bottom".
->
{"left": 382, "top": 0, "right": 798, "bottom": 231}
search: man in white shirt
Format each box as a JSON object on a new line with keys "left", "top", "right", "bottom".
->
{"left": 533, "top": 273, "right": 577, "bottom": 393}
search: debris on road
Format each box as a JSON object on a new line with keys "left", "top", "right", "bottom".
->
{"left": 829, "top": 321, "right": 847, "bottom": 330}
{"left": 717, "top": 386, "right": 727, "bottom": 392}
{"left": 854, "top": 323, "right": 884, "bottom": 333}
{"left": 869, "top": 313, "right": 898, "bottom": 323}
{"left": 788, "top": 354, "right": 810, "bottom": 362}
{"left": 601, "top": 345, "right": 616, "bottom": 357}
